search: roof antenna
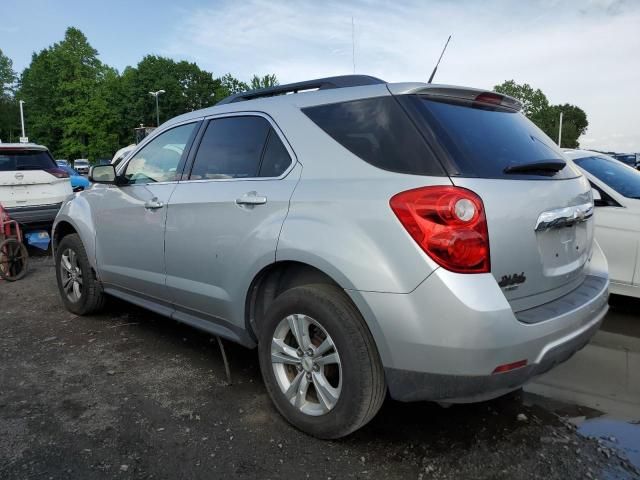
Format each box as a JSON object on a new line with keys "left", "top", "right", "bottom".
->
{"left": 427, "top": 35, "right": 452, "bottom": 84}
{"left": 351, "top": 16, "right": 356, "bottom": 73}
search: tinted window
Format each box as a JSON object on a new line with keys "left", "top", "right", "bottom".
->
{"left": 0, "top": 149, "right": 56, "bottom": 171}
{"left": 575, "top": 156, "right": 640, "bottom": 199}
{"left": 259, "top": 130, "right": 292, "bottom": 177}
{"left": 125, "top": 123, "right": 197, "bottom": 184}
{"left": 614, "top": 154, "right": 637, "bottom": 166}
{"left": 302, "top": 97, "right": 444, "bottom": 176}
{"left": 406, "top": 96, "right": 578, "bottom": 180}
{"left": 190, "top": 116, "right": 270, "bottom": 180}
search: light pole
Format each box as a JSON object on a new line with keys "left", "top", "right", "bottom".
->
{"left": 19, "top": 100, "right": 26, "bottom": 139}
{"left": 557, "top": 110, "right": 563, "bottom": 147}
{"left": 149, "top": 90, "right": 165, "bottom": 126}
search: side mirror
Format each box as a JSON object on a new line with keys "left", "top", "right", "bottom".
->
{"left": 592, "top": 188, "right": 607, "bottom": 207}
{"left": 89, "top": 164, "right": 116, "bottom": 184}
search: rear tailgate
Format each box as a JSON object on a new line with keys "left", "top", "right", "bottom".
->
{"left": 395, "top": 88, "right": 594, "bottom": 312}
{"left": 452, "top": 176, "right": 593, "bottom": 311}
{"left": 0, "top": 148, "right": 71, "bottom": 207}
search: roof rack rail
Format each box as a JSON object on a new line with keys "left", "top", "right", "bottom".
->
{"left": 216, "top": 74, "right": 386, "bottom": 105}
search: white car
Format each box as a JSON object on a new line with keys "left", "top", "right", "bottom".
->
{"left": 73, "top": 159, "right": 90, "bottom": 174}
{"left": 0, "top": 143, "right": 72, "bottom": 227}
{"left": 111, "top": 144, "right": 136, "bottom": 168}
{"left": 566, "top": 149, "right": 640, "bottom": 298}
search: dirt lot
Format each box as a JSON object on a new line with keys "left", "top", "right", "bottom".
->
{"left": 1, "top": 256, "right": 638, "bottom": 479}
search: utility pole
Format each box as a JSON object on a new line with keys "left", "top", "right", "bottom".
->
{"left": 557, "top": 110, "right": 563, "bottom": 147}
{"left": 149, "top": 90, "right": 165, "bottom": 126}
{"left": 19, "top": 100, "right": 26, "bottom": 138}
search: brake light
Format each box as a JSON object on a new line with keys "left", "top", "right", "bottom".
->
{"left": 390, "top": 186, "right": 490, "bottom": 273}
{"left": 474, "top": 92, "right": 504, "bottom": 106}
{"left": 45, "top": 167, "right": 70, "bottom": 179}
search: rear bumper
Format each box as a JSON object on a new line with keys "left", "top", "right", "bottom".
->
{"left": 5, "top": 203, "right": 63, "bottom": 228}
{"left": 348, "top": 242, "right": 609, "bottom": 403}
{"left": 384, "top": 307, "right": 604, "bottom": 402}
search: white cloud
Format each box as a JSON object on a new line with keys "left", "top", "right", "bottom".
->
{"left": 164, "top": 0, "right": 640, "bottom": 151}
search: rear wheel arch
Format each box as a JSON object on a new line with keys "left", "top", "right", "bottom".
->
{"left": 246, "top": 261, "right": 345, "bottom": 340}
{"left": 53, "top": 221, "right": 78, "bottom": 251}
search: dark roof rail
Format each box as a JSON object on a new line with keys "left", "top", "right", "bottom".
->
{"left": 216, "top": 74, "right": 386, "bottom": 105}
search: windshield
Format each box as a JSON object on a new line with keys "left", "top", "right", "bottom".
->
{"left": 0, "top": 149, "right": 57, "bottom": 171}
{"left": 75, "top": 160, "right": 89, "bottom": 165}
{"left": 574, "top": 155, "right": 640, "bottom": 199}
{"left": 614, "top": 155, "right": 637, "bottom": 166}
{"left": 405, "top": 96, "right": 579, "bottom": 180}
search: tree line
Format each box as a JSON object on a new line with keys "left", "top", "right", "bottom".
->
{"left": 1, "top": 27, "right": 588, "bottom": 159}
{"left": 0, "top": 27, "right": 278, "bottom": 160}
{"left": 493, "top": 80, "right": 588, "bottom": 149}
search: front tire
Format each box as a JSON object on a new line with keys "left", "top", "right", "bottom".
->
{"left": 55, "top": 234, "right": 105, "bottom": 315}
{"left": 258, "top": 284, "right": 386, "bottom": 439}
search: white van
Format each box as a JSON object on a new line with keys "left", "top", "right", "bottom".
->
{"left": 0, "top": 143, "right": 72, "bottom": 228}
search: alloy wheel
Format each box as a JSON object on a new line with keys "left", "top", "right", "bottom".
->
{"left": 60, "top": 248, "right": 83, "bottom": 302}
{"left": 271, "top": 314, "right": 342, "bottom": 416}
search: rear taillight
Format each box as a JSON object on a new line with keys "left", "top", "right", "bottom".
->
{"left": 390, "top": 186, "right": 490, "bottom": 273}
{"left": 45, "top": 167, "right": 70, "bottom": 179}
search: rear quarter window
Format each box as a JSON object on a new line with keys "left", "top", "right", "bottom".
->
{"left": 302, "top": 96, "right": 445, "bottom": 176}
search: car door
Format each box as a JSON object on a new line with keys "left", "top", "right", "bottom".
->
{"left": 590, "top": 184, "right": 637, "bottom": 286}
{"left": 164, "top": 113, "right": 301, "bottom": 330}
{"left": 91, "top": 121, "right": 200, "bottom": 305}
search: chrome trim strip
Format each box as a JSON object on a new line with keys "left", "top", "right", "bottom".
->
{"left": 534, "top": 202, "right": 594, "bottom": 232}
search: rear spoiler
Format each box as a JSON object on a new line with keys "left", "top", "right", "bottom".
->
{"left": 387, "top": 83, "right": 523, "bottom": 111}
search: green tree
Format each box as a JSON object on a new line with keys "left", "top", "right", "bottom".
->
{"left": 218, "top": 73, "right": 249, "bottom": 98}
{"left": 249, "top": 74, "right": 279, "bottom": 90}
{"left": 494, "top": 80, "right": 588, "bottom": 148}
{"left": 0, "top": 48, "right": 20, "bottom": 142}
{"left": 116, "top": 55, "right": 222, "bottom": 137}
{"left": 0, "top": 48, "right": 16, "bottom": 95}
{"left": 18, "top": 27, "right": 118, "bottom": 158}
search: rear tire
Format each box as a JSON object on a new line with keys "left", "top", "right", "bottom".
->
{"left": 55, "top": 234, "right": 105, "bottom": 315}
{"left": 258, "top": 284, "right": 386, "bottom": 439}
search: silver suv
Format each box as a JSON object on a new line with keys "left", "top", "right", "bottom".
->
{"left": 53, "top": 75, "right": 609, "bottom": 438}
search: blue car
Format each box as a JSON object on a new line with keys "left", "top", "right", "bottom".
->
{"left": 59, "top": 165, "right": 90, "bottom": 192}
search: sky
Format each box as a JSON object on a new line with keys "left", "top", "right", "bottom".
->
{"left": 1, "top": 0, "right": 639, "bottom": 151}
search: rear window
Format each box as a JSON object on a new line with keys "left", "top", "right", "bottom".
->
{"left": 302, "top": 97, "right": 445, "bottom": 176}
{"left": 0, "top": 149, "right": 56, "bottom": 172}
{"left": 405, "top": 96, "right": 579, "bottom": 180}
{"left": 574, "top": 156, "right": 640, "bottom": 199}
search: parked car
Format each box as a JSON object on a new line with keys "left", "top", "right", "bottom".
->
{"left": 612, "top": 153, "right": 639, "bottom": 169}
{"left": 53, "top": 75, "right": 609, "bottom": 439}
{"left": 56, "top": 159, "right": 69, "bottom": 167}
{"left": 565, "top": 149, "right": 640, "bottom": 298}
{"left": 73, "top": 159, "right": 90, "bottom": 174}
{"left": 111, "top": 144, "right": 136, "bottom": 168}
{"left": 0, "top": 143, "right": 72, "bottom": 228}
{"left": 58, "top": 165, "right": 91, "bottom": 192}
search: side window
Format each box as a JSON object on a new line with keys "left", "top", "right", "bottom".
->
{"left": 302, "top": 97, "right": 444, "bottom": 176}
{"left": 259, "top": 130, "right": 292, "bottom": 177}
{"left": 190, "top": 116, "right": 270, "bottom": 180}
{"left": 124, "top": 123, "right": 197, "bottom": 184}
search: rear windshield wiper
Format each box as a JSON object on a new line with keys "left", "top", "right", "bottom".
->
{"left": 503, "top": 160, "right": 566, "bottom": 175}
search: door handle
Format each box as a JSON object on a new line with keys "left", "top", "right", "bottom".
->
{"left": 236, "top": 193, "right": 267, "bottom": 206}
{"left": 144, "top": 198, "right": 164, "bottom": 210}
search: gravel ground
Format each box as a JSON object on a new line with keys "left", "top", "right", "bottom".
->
{"left": 1, "top": 256, "right": 638, "bottom": 479}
